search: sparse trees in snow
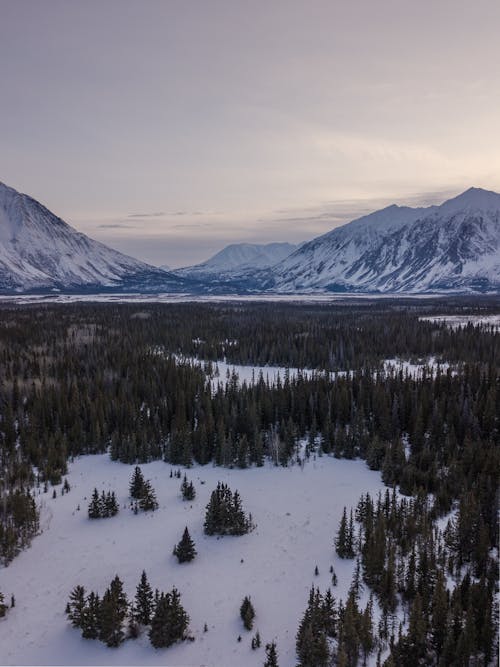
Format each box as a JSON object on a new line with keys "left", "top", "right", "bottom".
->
{"left": 173, "top": 527, "right": 197, "bottom": 563}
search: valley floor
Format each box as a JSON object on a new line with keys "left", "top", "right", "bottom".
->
{"left": 0, "top": 453, "right": 385, "bottom": 667}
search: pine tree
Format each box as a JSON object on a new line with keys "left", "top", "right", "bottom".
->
{"left": 181, "top": 475, "right": 196, "bottom": 501}
{"left": 264, "top": 640, "right": 279, "bottom": 667}
{"left": 149, "top": 588, "right": 189, "bottom": 648}
{"left": 134, "top": 570, "right": 154, "bottom": 625}
{"left": 88, "top": 489, "right": 101, "bottom": 519}
{"left": 0, "top": 592, "right": 7, "bottom": 618}
{"left": 139, "top": 480, "right": 158, "bottom": 512}
{"left": 240, "top": 595, "right": 255, "bottom": 631}
{"left": 98, "top": 576, "right": 128, "bottom": 647}
{"left": 173, "top": 527, "right": 197, "bottom": 563}
{"left": 129, "top": 466, "right": 145, "bottom": 499}
{"left": 335, "top": 507, "right": 355, "bottom": 558}
{"left": 67, "top": 585, "right": 86, "bottom": 628}
{"left": 81, "top": 591, "right": 100, "bottom": 639}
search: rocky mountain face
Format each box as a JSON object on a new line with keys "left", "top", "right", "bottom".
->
{"left": 0, "top": 182, "right": 190, "bottom": 293}
{"left": 266, "top": 188, "right": 500, "bottom": 293}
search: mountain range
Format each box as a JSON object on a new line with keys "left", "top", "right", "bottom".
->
{"left": 0, "top": 181, "right": 498, "bottom": 294}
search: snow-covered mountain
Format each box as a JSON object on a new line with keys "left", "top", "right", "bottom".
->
{"left": 0, "top": 182, "right": 189, "bottom": 293}
{"left": 174, "top": 242, "right": 297, "bottom": 280}
{"left": 267, "top": 188, "right": 500, "bottom": 293}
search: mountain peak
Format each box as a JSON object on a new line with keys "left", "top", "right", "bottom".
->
{"left": 438, "top": 186, "right": 500, "bottom": 214}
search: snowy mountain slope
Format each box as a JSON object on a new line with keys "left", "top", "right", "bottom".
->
{"left": 0, "top": 182, "right": 189, "bottom": 293}
{"left": 268, "top": 188, "right": 500, "bottom": 293}
{"left": 174, "top": 242, "right": 297, "bottom": 280}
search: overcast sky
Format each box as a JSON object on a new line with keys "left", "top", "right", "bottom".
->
{"left": 1, "top": 0, "right": 499, "bottom": 267}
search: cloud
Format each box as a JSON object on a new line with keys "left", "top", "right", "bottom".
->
{"left": 128, "top": 212, "right": 165, "bottom": 218}
{"left": 97, "top": 223, "right": 137, "bottom": 229}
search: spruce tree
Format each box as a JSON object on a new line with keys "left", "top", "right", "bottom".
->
{"left": 88, "top": 489, "right": 101, "bottom": 519}
{"left": 134, "top": 570, "right": 154, "bottom": 625}
{"left": 98, "top": 576, "right": 128, "bottom": 647}
{"left": 264, "top": 640, "right": 279, "bottom": 667}
{"left": 181, "top": 475, "right": 196, "bottom": 501}
{"left": 149, "top": 588, "right": 189, "bottom": 648}
{"left": 129, "top": 466, "right": 146, "bottom": 499}
{"left": 67, "top": 585, "right": 86, "bottom": 628}
{"left": 139, "top": 480, "right": 158, "bottom": 512}
{"left": 81, "top": 591, "right": 100, "bottom": 639}
{"left": 240, "top": 595, "right": 256, "bottom": 631}
{"left": 0, "top": 592, "right": 7, "bottom": 618}
{"left": 173, "top": 527, "right": 197, "bottom": 563}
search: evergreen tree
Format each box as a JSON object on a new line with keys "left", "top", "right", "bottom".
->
{"left": 149, "top": 588, "right": 189, "bottom": 648}
{"left": 264, "top": 640, "right": 279, "bottom": 667}
{"left": 335, "top": 507, "right": 355, "bottom": 558}
{"left": 129, "top": 466, "right": 146, "bottom": 499}
{"left": 81, "top": 591, "right": 100, "bottom": 639}
{"left": 173, "top": 527, "right": 197, "bottom": 563}
{"left": 180, "top": 475, "right": 196, "bottom": 501}
{"left": 98, "top": 576, "right": 128, "bottom": 647}
{"left": 88, "top": 489, "right": 101, "bottom": 519}
{"left": 240, "top": 595, "right": 256, "bottom": 631}
{"left": 66, "top": 585, "right": 86, "bottom": 628}
{"left": 0, "top": 592, "right": 7, "bottom": 618}
{"left": 134, "top": 570, "right": 154, "bottom": 625}
{"left": 139, "top": 480, "right": 159, "bottom": 512}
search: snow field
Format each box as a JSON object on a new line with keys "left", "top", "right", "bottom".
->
{"left": 0, "top": 454, "right": 385, "bottom": 666}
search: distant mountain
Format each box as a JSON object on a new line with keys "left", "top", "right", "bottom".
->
{"left": 1, "top": 181, "right": 498, "bottom": 295}
{"left": 0, "top": 182, "right": 191, "bottom": 293}
{"left": 267, "top": 188, "right": 500, "bottom": 293}
{"left": 173, "top": 242, "right": 298, "bottom": 281}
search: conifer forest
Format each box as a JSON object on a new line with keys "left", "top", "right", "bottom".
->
{"left": 0, "top": 297, "right": 498, "bottom": 666}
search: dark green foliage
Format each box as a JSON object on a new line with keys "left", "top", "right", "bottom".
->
{"left": 296, "top": 587, "right": 335, "bottom": 667}
{"left": 98, "top": 575, "right": 129, "bottom": 647}
{"left": 148, "top": 588, "right": 189, "bottom": 648}
{"left": 138, "top": 480, "right": 158, "bottom": 512}
{"left": 134, "top": 570, "right": 154, "bottom": 625}
{"left": 173, "top": 527, "right": 197, "bottom": 563}
{"left": 204, "top": 482, "right": 252, "bottom": 536}
{"left": 264, "top": 640, "right": 279, "bottom": 667}
{"left": 66, "top": 585, "right": 86, "bottom": 628}
{"left": 88, "top": 488, "right": 119, "bottom": 519}
{"left": 240, "top": 595, "right": 255, "bottom": 631}
{"left": 180, "top": 475, "right": 196, "bottom": 501}
{"left": 81, "top": 591, "right": 100, "bottom": 639}
{"left": 1, "top": 301, "right": 499, "bottom": 663}
{"left": 0, "top": 591, "right": 8, "bottom": 618}
{"left": 129, "top": 466, "right": 145, "bottom": 499}
{"left": 335, "top": 507, "right": 355, "bottom": 558}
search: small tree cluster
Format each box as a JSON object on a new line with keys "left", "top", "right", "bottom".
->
{"left": 173, "top": 527, "right": 197, "bottom": 563}
{"left": 149, "top": 587, "right": 190, "bottom": 648}
{"left": 204, "top": 482, "right": 253, "bottom": 536}
{"left": 335, "top": 507, "right": 355, "bottom": 558}
{"left": 88, "top": 489, "right": 119, "bottom": 519}
{"left": 66, "top": 571, "right": 190, "bottom": 650}
{"left": 129, "top": 467, "right": 158, "bottom": 512}
{"left": 240, "top": 595, "right": 255, "bottom": 630}
{"left": 180, "top": 475, "right": 196, "bottom": 501}
{"left": 296, "top": 587, "right": 337, "bottom": 667}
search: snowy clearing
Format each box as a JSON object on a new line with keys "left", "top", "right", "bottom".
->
{"left": 0, "top": 454, "right": 385, "bottom": 667}
{"left": 419, "top": 314, "right": 500, "bottom": 330}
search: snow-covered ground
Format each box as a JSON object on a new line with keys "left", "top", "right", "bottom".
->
{"left": 383, "top": 356, "right": 451, "bottom": 377}
{"left": 0, "top": 454, "right": 385, "bottom": 667}
{"left": 172, "top": 354, "right": 343, "bottom": 391}
{"left": 420, "top": 314, "right": 500, "bottom": 330}
{"left": 0, "top": 292, "right": 444, "bottom": 305}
